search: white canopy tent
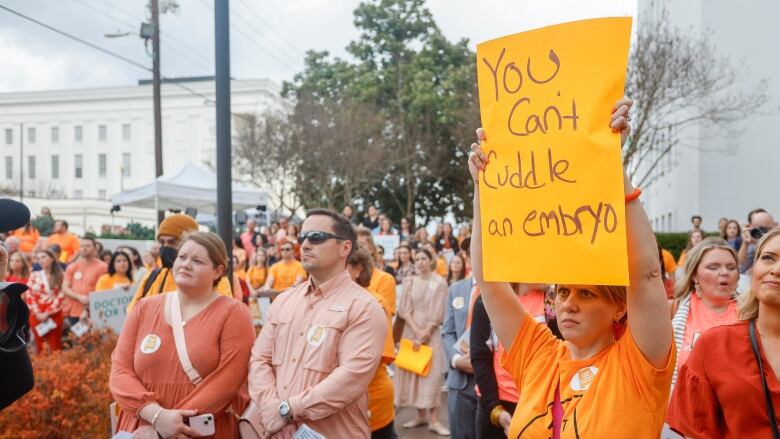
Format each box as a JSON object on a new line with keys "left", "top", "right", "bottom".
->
{"left": 111, "top": 162, "right": 268, "bottom": 214}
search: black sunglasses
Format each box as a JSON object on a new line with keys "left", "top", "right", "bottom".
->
{"left": 299, "top": 231, "right": 347, "bottom": 245}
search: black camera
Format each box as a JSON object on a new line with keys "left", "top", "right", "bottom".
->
{"left": 751, "top": 226, "right": 770, "bottom": 241}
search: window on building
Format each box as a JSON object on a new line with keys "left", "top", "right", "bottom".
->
{"left": 4, "top": 157, "right": 12, "bottom": 179}
{"left": 51, "top": 126, "right": 59, "bottom": 143}
{"left": 98, "top": 153, "right": 107, "bottom": 178}
{"left": 28, "top": 127, "right": 36, "bottom": 144}
{"left": 4, "top": 129, "right": 11, "bottom": 145}
{"left": 122, "top": 123, "right": 131, "bottom": 141}
{"left": 98, "top": 189, "right": 106, "bottom": 199}
{"left": 74, "top": 126, "right": 83, "bottom": 142}
{"left": 74, "top": 190, "right": 83, "bottom": 199}
{"left": 51, "top": 155, "right": 60, "bottom": 179}
{"left": 122, "top": 152, "right": 131, "bottom": 177}
{"left": 27, "top": 156, "right": 36, "bottom": 180}
{"left": 99, "top": 125, "right": 107, "bottom": 142}
{"left": 75, "top": 154, "right": 83, "bottom": 178}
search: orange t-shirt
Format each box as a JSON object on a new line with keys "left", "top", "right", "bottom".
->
{"left": 63, "top": 258, "right": 108, "bottom": 317}
{"left": 678, "top": 294, "right": 738, "bottom": 367}
{"left": 435, "top": 257, "right": 448, "bottom": 277}
{"left": 246, "top": 266, "right": 267, "bottom": 290}
{"left": 366, "top": 291, "right": 395, "bottom": 431}
{"left": 95, "top": 273, "right": 132, "bottom": 291}
{"left": 47, "top": 232, "right": 80, "bottom": 262}
{"left": 677, "top": 249, "right": 688, "bottom": 268}
{"left": 367, "top": 268, "right": 397, "bottom": 316}
{"left": 502, "top": 315, "right": 675, "bottom": 438}
{"left": 11, "top": 228, "right": 40, "bottom": 253}
{"left": 662, "top": 249, "right": 677, "bottom": 275}
{"left": 268, "top": 259, "right": 306, "bottom": 291}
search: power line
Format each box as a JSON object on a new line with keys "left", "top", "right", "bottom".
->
{"left": 96, "top": 0, "right": 215, "bottom": 69}
{"left": 0, "top": 4, "right": 151, "bottom": 72}
{"left": 235, "top": 0, "right": 306, "bottom": 56}
{"left": 69, "top": 0, "right": 213, "bottom": 72}
{"left": 230, "top": 6, "right": 300, "bottom": 66}
{"left": 195, "top": 0, "right": 299, "bottom": 73}
{"left": 0, "top": 4, "right": 216, "bottom": 105}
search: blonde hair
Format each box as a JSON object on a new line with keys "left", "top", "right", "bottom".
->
{"left": 180, "top": 232, "right": 227, "bottom": 286}
{"left": 674, "top": 237, "right": 738, "bottom": 300}
{"left": 738, "top": 227, "right": 780, "bottom": 321}
{"left": 9, "top": 252, "right": 31, "bottom": 279}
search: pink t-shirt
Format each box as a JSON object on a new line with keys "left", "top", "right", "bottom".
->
{"left": 679, "top": 294, "right": 738, "bottom": 367}
{"left": 495, "top": 291, "right": 546, "bottom": 402}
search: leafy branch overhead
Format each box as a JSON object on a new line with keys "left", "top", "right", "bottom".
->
{"left": 624, "top": 8, "right": 769, "bottom": 188}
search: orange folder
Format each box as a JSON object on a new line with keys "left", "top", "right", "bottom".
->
{"left": 396, "top": 338, "right": 433, "bottom": 376}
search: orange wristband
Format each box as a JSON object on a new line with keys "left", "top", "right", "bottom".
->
{"left": 625, "top": 187, "right": 642, "bottom": 203}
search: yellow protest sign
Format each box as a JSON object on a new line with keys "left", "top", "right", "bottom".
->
{"left": 476, "top": 17, "right": 632, "bottom": 285}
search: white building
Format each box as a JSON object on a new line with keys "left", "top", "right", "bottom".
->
{"left": 638, "top": 0, "right": 780, "bottom": 232}
{"left": 0, "top": 77, "right": 283, "bottom": 234}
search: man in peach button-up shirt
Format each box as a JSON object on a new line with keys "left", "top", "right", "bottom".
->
{"left": 248, "top": 209, "right": 387, "bottom": 438}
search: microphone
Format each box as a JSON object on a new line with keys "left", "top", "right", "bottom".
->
{"left": 0, "top": 199, "right": 30, "bottom": 233}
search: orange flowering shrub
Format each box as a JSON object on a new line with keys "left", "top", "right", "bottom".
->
{"left": 0, "top": 331, "right": 118, "bottom": 438}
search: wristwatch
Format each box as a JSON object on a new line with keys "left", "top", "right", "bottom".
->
{"left": 279, "top": 400, "right": 293, "bottom": 423}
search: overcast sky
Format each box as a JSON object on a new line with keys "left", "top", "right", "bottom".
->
{"left": 0, "top": 0, "right": 636, "bottom": 93}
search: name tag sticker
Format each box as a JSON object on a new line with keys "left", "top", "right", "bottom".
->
{"left": 329, "top": 305, "right": 346, "bottom": 312}
{"left": 307, "top": 324, "right": 326, "bottom": 348}
{"left": 140, "top": 334, "right": 162, "bottom": 354}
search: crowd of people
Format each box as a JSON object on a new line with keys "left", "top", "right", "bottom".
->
{"left": 2, "top": 99, "right": 780, "bottom": 438}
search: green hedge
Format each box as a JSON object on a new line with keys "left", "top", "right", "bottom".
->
{"left": 656, "top": 231, "right": 722, "bottom": 259}
{"left": 97, "top": 222, "right": 156, "bottom": 241}
{"left": 655, "top": 232, "right": 689, "bottom": 259}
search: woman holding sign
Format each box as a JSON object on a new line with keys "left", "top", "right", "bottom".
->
{"left": 468, "top": 99, "right": 675, "bottom": 439}
{"left": 395, "top": 248, "right": 450, "bottom": 436}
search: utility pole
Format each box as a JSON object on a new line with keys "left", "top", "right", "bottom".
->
{"left": 215, "top": 0, "right": 233, "bottom": 278}
{"left": 19, "top": 122, "right": 23, "bottom": 203}
{"left": 151, "top": 0, "right": 164, "bottom": 224}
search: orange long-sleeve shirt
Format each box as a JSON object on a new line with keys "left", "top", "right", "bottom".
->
{"left": 109, "top": 294, "right": 255, "bottom": 436}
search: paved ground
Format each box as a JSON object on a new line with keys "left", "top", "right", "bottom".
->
{"left": 395, "top": 391, "right": 451, "bottom": 439}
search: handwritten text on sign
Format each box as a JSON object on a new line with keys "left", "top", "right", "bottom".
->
{"left": 476, "top": 17, "right": 632, "bottom": 285}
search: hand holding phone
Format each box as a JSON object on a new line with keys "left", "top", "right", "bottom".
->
{"left": 188, "top": 413, "right": 215, "bottom": 437}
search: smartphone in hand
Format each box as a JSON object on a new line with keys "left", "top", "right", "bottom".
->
{"left": 188, "top": 413, "right": 215, "bottom": 436}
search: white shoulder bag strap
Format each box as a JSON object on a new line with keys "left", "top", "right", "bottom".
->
{"left": 167, "top": 292, "right": 204, "bottom": 385}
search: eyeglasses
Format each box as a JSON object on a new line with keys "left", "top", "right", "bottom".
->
{"left": 298, "top": 231, "right": 347, "bottom": 245}
{"left": 281, "top": 247, "right": 293, "bottom": 252}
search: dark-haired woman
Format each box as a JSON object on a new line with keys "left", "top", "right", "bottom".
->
{"left": 95, "top": 251, "right": 134, "bottom": 291}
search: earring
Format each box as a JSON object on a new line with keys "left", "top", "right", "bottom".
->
{"left": 694, "top": 281, "right": 702, "bottom": 298}
{"left": 612, "top": 316, "right": 626, "bottom": 340}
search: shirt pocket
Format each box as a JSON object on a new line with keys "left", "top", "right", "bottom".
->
{"left": 271, "top": 318, "right": 292, "bottom": 366}
{"left": 302, "top": 312, "right": 348, "bottom": 373}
